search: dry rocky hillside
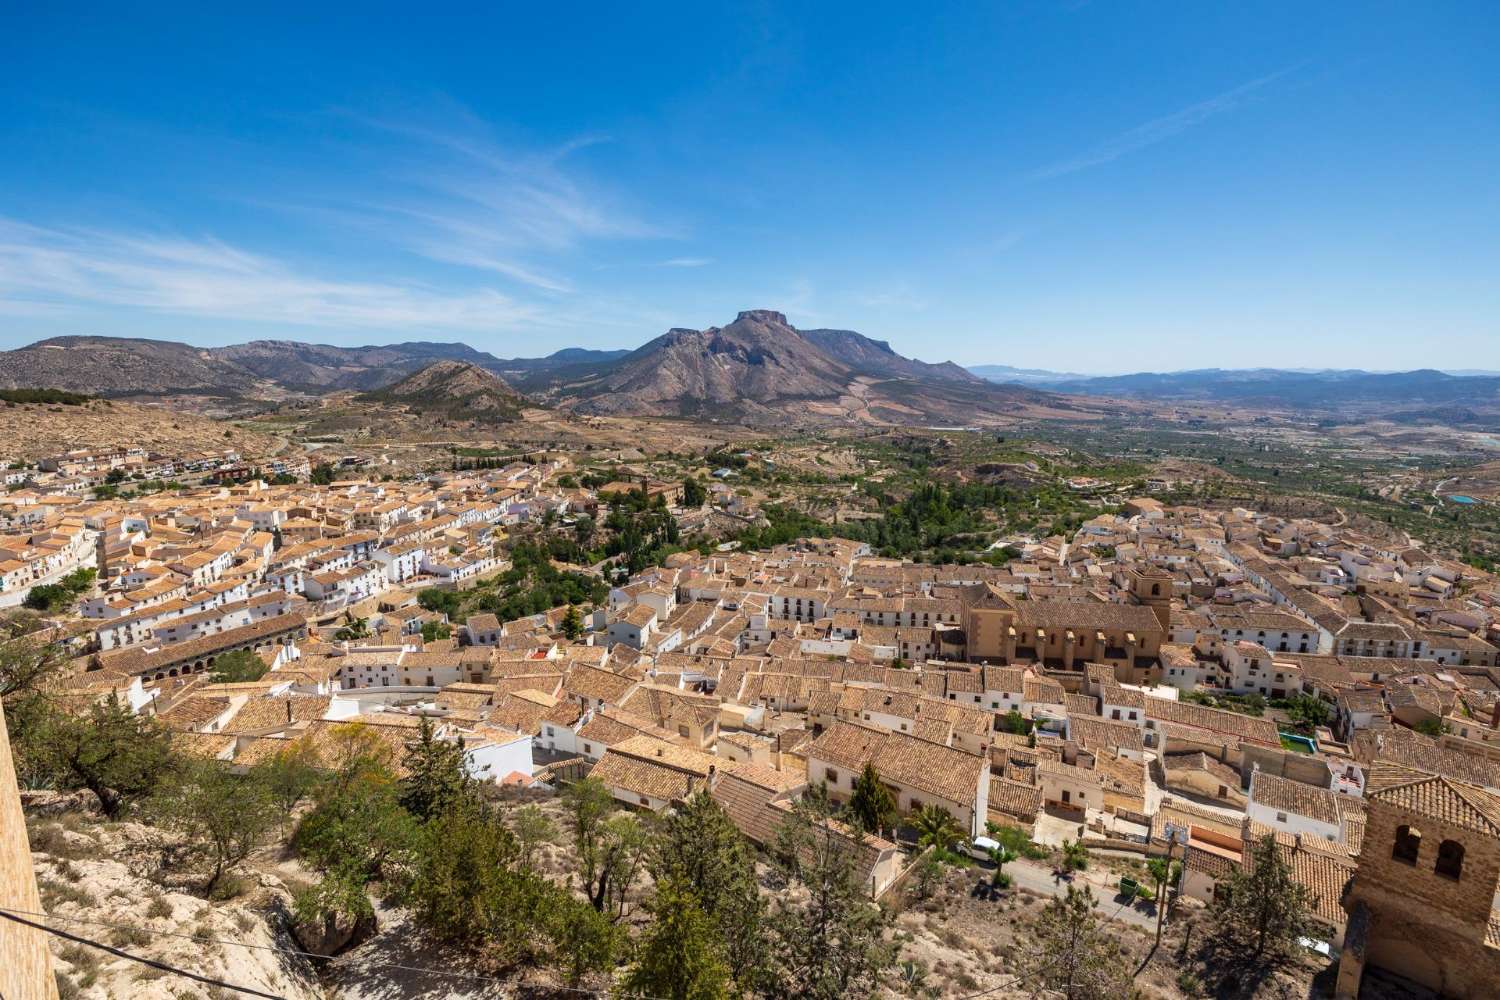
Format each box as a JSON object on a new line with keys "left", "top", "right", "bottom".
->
{"left": 355, "top": 360, "right": 531, "bottom": 424}
{"left": 0, "top": 398, "right": 284, "bottom": 463}
{"left": 560, "top": 309, "right": 1108, "bottom": 427}
{"left": 27, "top": 806, "right": 323, "bottom": 1000}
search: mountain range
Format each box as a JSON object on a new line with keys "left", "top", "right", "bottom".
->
{"left": 0, "top": 312, "right": 1088, "bottom": 427}
{"left": 970, "top": 364, "right": 1500, "bottom": 417}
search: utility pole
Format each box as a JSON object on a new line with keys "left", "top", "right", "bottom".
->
{"left": 1156, "top": 821, "right": 1186, "bottom": 950}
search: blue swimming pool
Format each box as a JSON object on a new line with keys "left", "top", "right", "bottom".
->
{"left": 1449, "top": 495, "right": 1478, "bottom": 504}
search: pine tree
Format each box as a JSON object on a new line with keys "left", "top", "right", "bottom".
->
{"left": 1032, "top": 885, "right": 1129, "bottom": 1000}
{"left": 398, "top": 717, "right": 471, "bottom": 822}
{"left": 562, "top": 604, "right": 584, "bottom": 640}
{"left": 1210, "top": 833, "right": 1314, "bottom": 960}
{"left": 651, "top": 791, "right": 766, "bottom": 988}
{"left": 619, "top": 877, "right": 730, "bottom": 1000}
{"left": 846, "top": 762, "right": 897, "bottom": 838}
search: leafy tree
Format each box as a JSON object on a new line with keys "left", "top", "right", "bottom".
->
{"left": 763, "top": 792, "right": 895, "bottom": 999}
{"left": 985, "top": 843, "right": 1017, "bottom": 886}
{"left": 651, "top": 791, "right": 765, "bottom": 988}
{"left": 42, "top": 695, "right": 175, "bottom": 817}
{"left": 551, "top": 894, "right": 622, "bottom": 987}
{"left": 417, "top": 587, "right": 461, "bottom": 618}
{"left": 986, "top": 821, "right": 1045, "bottom": 860}
{"left": 420, "top": 620, "right": 452, "bottom": 642}
{"left": 1415, "top": 717, "right": 1443, "bottom": 738}
{"left": 334, "top": 617, "right": 370, "bottom": 642}
{"left": 682, "top": 476, "right": 708, "bottom": 508}
{"left": 294, "top": 734, "right": 415, "bottom": 881}
{"left": 620, "top": 877, "right": 731, "bottom": 1000}
{"left": 0, "top": 629, "right": 67, "bottom": 702}
{"left": 565, "top": 778, "right": 649, "bottom": 918}
{"left": 910, "top": 803, "right": 962, "bottom": 852}
{"left": 256, "top": 737, "right": 323, "bottom": 835}
{"left": 1284, "top": 693, "right": 1330, "bottom": 729}
{"left": 1032, "top": 885, "right": 1129, "bottom": 1000}
{"left": 403, "top": 800, "right": 552, "bottom": 964}
{"left": 398, "top": 717, "right": 472, "bottom": 822}
{"left": 309, "top": 463, "right": 336, "bottom": 485}
{"left": 155, "top": 759, "right": 275, "bottom": 896}
{"left": 510, "top": 803, "right": 557, "bottom": 870}
{"left": 207, "top": 649, "right": 268, "bottom": 683}
{"left": 561, "top": 604, "right": 584, "bottom": 640}
{"left": 1210, "top": 833, "right": 1314, "bottom": 961}
{"left": 1061, "top": 838, "right": 1090, "bottom": 872}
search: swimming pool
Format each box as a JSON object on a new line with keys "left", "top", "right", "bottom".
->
{"left": 1449, "top": 495, "right": 1479, "bottom": 504}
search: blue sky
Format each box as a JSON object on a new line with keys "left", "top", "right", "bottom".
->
{"left": 1, "top": 3, "right": 1496, "bottom": 373}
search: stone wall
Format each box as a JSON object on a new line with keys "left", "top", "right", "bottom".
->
{"left": 0, "top": 701, "right": 59, "bottom": 1000}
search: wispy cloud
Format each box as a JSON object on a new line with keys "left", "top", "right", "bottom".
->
{"left": 1030, "top": 68, "right": 1293, "bottom": 180}
{"left": 658, "top": 257, "right": 714, "bottom": 268}
{"left": 0, "top": 218, "right": 539, "bottom": 331}
{"left": 334, "top": 112, "right": 677, "bottom": 282}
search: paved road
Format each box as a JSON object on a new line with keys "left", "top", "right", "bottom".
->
{"left": 994, "top": 858, "right": 1162, "bottom": 930}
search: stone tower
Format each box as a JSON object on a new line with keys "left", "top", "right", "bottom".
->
{"left": 1129, "top": 567, "right": 1173, "bottom": 633}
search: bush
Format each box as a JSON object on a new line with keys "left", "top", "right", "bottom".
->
{"left": 145, "top": 894, "right": 173, "bottom": 920}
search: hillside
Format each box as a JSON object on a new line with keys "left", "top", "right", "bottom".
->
{"left": 561, "top": 309, "right": 1092, "bottom": 426}
{"left": 801, "top": 328, "right": 982, "bottom": 384}
{"left": 0, "top": 337, "right": 264, "bottom": 397}
{"left": 356, "top": 360, "right": 531, "bottom": 424}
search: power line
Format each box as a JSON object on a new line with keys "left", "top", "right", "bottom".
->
{"left": 0, "top": 907, "right": 285, "bottom": 1000}
{"left": 0, "top": 905, "right": 665, "bottom": 999}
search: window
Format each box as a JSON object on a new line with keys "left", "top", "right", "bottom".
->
{"left": 1276, "top": 812, "right": 1287, "bottom": 823}
{"left": 1393, "top": 825, "right": 1422, "bottom": 865}
{"left": 827, "top": 768, "right": 839, "bottom": 784}
{"left": 1436, "top": 840, "right": 1465, "bottom": 880}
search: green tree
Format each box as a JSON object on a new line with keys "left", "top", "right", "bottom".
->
{"left": 909, "top": 803, "right": 962, "bottom": 852}
{"left": 256, "top": 738, "right": 323, "bottom": 835}
{"left": 1061, "top": 838, "right": 1090, "bottom": 872}
{"left": 1210, "top": 833, "right": 1314, "bottom": 961}
{"left": 651, "top": 790, "right": 766, "bottom": 988}
{"left": 985, "top": 843, "right": 1017, "bottom": 887}
{"left": 682, "top": 477, "right": 707, "bottom": 508}
{"left": 619, "top": 878, "right": 730, "bottom": 1000}
{"left": 398, "top": 717, "right": 471, "bottom": 822}
{"left": 763, "top": 793, "right": 895, "bottom": 1000}
{"left": 420, "top": 620, "right": 452, "bottom": 642}
{"left": 1032, "top": 885, "right": 1129, "bottom": 1000}
{"left": 207, "top": 649, "right": 267, "bottom": 683}
{"left": 0, "top": 629, "right": 67, "bottom": 702}
{"left": 309, "top": 463, "right": 336, "bottom": 485}
{"left": 43, "top": 695, "right": 175, "bottom": 818}
{"left": 846, "top": 763, "right": 897, "bottom": 838}
{"left": 334, "top": 617, "right": 370, "bottom": 642}
{"left": 565, "top": 778, "right": 649, "bottom": 918}
{"left": 510, "top": 803, "right": 557, "bottom": 870}
{"left": 155, "top": 759, "right": 275, "bottom": 896}
{"left": 561, "top": 604, "right": 585, "bottom": 641}
{"left": 403, "top": 800, "right": 551, "bottom": 964}
{"left": 552, "top": 895, "right": 623, "bottom": 987}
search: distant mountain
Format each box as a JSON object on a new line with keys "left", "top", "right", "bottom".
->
{"left": 0, "top": 336, "right": 263, "bottom": 396}
{"left": 968, "top": 364, "right": 1095, "bottom": 387}
{"left": 356, "top": 361, "right": 531, "bottom": 424}
{"left": 557, "top": 309, "right": 1085, "bottom": 426}
{"left": 1043, "top": 368, "right": 1500, "bottom": 410}
{"left": 970, "top": 362, "right": 1500, "bottom": 416}
{"left": 0, "top": 321, "right": 1099, "bottom": 427}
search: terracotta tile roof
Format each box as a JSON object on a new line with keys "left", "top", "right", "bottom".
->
{"left": 1367, "top": 773, "right": 1500, "bottom": 835}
